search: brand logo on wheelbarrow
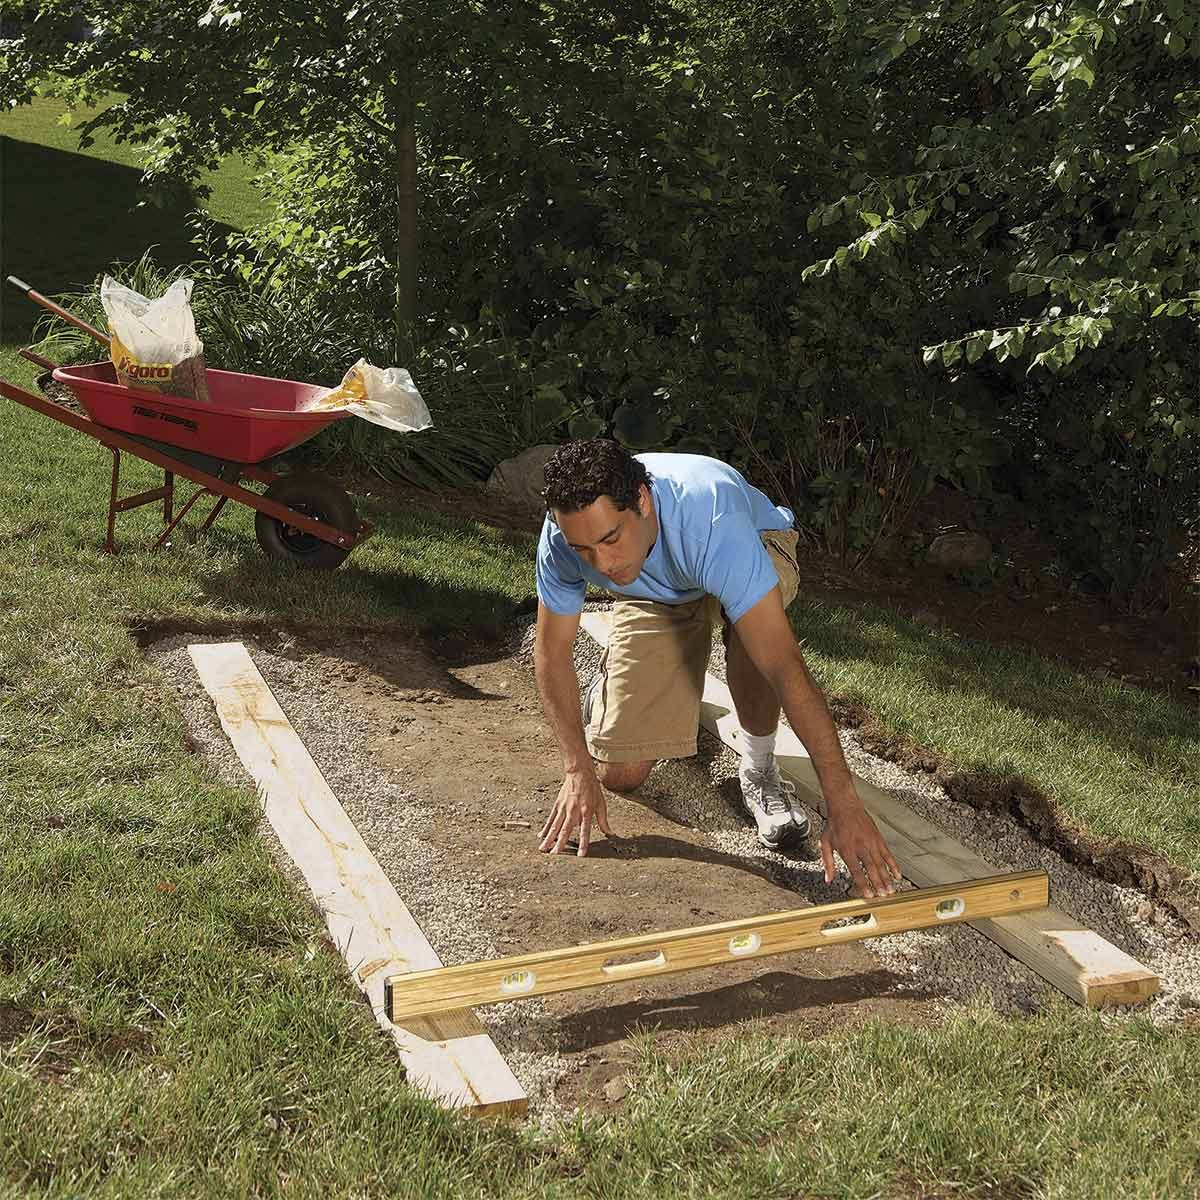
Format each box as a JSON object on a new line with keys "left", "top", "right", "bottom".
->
{"left": 132, "top": 404, "right": 199, "bottom": 432}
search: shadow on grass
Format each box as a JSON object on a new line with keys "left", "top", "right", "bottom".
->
{"left": 191, "top": 514, "right": 532, "bottom": 642}
{"left": 1, "top": 137, "right": 239, "bottom": 342}
{"left": 791, "top": 600, "right": 1196, "bottom": 767}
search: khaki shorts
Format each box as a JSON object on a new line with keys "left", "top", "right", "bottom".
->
{"left": 585, "top": 528, "right": 800, "bottom": 763}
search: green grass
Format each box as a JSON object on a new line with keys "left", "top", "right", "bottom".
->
{"left": 792, "top": 598, "right": 1200, "bottom": 877}
{"left": 0, "top": 369, "right": 1198, "bottom": 1196}
{"left": 583, "top": 1007, "right": 1200, "bottom": 1198}
{"left": 2, "top": 95, "right": 1199, "bottom": 1197}
{"left": 0, "top": 92, "right": 270, "bottom": 343}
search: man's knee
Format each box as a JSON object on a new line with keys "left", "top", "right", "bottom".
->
{"left": 597, "top": 759, "right": 654, "bottom": 792}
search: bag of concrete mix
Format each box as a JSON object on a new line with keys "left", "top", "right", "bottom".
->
{"left": 100, "top": 275, "right": 211, "bottom": 404}
{"left": 303, "top": 358, "right": 432, "bottom": 433}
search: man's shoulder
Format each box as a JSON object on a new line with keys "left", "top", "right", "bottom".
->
{"left": 637, "top": 452, "right": 734, "bottom": 481}
{"left": 638, "top": 453, "right": 746, "bottom": 504}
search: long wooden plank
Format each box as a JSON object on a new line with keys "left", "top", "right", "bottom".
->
{"left": 189, "top": 642, "right": 528, "bottom": 1115}
{"left": 385, "top": 871, "right": 1047, "bottom": 1021}
{"left": 579, "top": 610, "right": 1158, "bottom": 1008}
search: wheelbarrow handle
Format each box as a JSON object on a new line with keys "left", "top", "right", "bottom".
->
{"left": 18, "top": 346, "right": 59, "bottom": 372}
{"left": 6, "top": 275, "right": 111, "bottom": 350}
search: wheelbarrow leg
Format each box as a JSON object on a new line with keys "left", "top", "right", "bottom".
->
{"left": 153, "top": 485, "right": 216, "bottom": 550}
{"left": 105, "top": 448, "right": 122, "bottom": 555}
{"left": 199, "top": 494, "right": 230, "bottom": 532}
{"left": 163, "top": 471, "right": 174, "bottom": 525}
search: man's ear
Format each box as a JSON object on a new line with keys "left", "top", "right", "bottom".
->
{"left": 637, "top": 483, "right": 652, "bottom": 517}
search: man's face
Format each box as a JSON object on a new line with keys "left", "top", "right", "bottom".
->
{"left": 554, "top": 486, "right": 657, "bottom": 586}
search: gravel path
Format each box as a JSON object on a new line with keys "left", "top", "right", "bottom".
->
{"left": 151, "top": 631, "right": 573, "bottom": 1113}
{"left": 148, "top": 611, "right": 1198, "bottom": 1114}
{"left": 562, "top": 608, "right": 1199, "bottom": 1026}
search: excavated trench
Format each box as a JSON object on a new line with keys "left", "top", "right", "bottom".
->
{"left": 142, "top": 611, "right": 1200, "bottom": 1113}
{"left": 827, "top": 699, "right": 1200, "bottom": 934}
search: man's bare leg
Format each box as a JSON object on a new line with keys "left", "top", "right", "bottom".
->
{"left": 725, "top": 622, "right": 782, "bottom": 735}
{"left": 596, "top": 760, "right": 654, "bottom": 792}
{"left": 724, "top": 621, "right": 810, "bottom": 846}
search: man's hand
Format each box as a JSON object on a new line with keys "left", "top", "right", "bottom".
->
{"left": 539, "top": 769, "right": 613, "bottom": 856}
{"left": 820, "top": 800, "right": 901, "bottom": 898}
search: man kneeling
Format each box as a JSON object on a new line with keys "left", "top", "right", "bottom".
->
{"left": 532, "top": 439, "right": 899, "bottom": 899}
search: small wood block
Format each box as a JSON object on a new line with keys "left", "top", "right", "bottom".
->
{"left": 385, "top": 871, "right": 1049, "bottom": 1021}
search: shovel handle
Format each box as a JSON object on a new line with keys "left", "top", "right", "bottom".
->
{"left": 6, "top": 276, "right": 111, "bottom": 349}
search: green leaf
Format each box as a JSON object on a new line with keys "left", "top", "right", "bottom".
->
{"left": 568, "top": 411, "right": 605, "bottom": 439}
{"left": 612, "top": 402, "right": 668, "bottom": 449}
{"left": 968, "top": 212, "right": 999, "bottom": 241}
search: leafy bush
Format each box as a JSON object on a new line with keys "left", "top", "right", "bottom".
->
{"left": 34, "top": 247, "right": 524, "bottom": 489}
{"left": 16, "top": 0, "right": 1196, "bottom": 605}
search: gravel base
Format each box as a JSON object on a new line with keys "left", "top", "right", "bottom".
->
{"left": 556, "top": 605, "right": 1200, "bottom": 1025}
{"left": 150, "top": 631, "right": 573, "bottom": 1116}
{"left": 148, "top": 612, "right": 1197, "bottom": 1115}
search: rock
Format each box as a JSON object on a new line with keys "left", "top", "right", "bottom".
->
{"left": 1134, "top": 900, "right": 1154, "bottom": 923}
{"left": 603, "top": 1077, "right": 630, "bottom": 1103}
{"left": 911, "top": 609, "right": 942, "bottom": 629}
{"left": 1179, "top": 992, "right": 1200, "bottom": 1010}
{"left": 1013, "top": 991, "right": 1041, "bottom": 1016}
{"left": 926, "top": 531, "right": 992, "bottom": 571}
{"left": 485, "top": 444, "right": 559, "bottom": 514}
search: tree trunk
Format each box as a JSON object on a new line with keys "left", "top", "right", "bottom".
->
{"left": 390, "top": 72, "right": 418, "bottom": 352}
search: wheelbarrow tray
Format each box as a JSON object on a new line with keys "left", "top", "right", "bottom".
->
{"left": 0, "top": 373, "right": 374, "bottom": 565}
{"left": 53, "top": 360, "right": 346, "bottom": 463}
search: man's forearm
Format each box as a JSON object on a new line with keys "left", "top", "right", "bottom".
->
{"left": 769, "top": 653, "right": 861, "bottom": 812}
{"left": 534, "top": 648, "right": 595, "bottom": 775}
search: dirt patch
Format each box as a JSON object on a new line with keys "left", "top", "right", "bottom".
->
{"left": 0, "top": 1003, "right": 153, "bottom": 1083}
{"left": 149, "top": 614, "right": 1199, "bottom": 1115}
{"left": 150, "top": 623, "right": 949, "bottom": 1114}
{"left": 296, "top": 630, "right": 947, "bottom": 1111}
{"left": 829, "top": 697, "right": 1200, "bottom": 933}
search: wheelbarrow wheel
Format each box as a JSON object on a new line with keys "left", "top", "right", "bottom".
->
{"left": 255, "top": 471, "right": 359, "bottom": 570}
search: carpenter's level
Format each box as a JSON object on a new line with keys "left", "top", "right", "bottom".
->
{"left": 385, "top": 870, "right": 1049, "bottom": 1022}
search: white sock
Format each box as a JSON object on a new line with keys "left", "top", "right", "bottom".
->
{"left": 741, "top": 729, "right": 777, "bottom": 774}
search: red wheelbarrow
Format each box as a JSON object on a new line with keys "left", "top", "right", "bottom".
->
{"left": 2, "top": 277, "right": 374, "bottom": 569}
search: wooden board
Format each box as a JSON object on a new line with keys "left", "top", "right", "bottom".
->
{"left": 579, "top": 610, "right": 1158, "bottom": 1008}
{"left": 385, "top": 871, "right": 1048, "bottom": 1021}
{"left": 189, "top": 642, "right": 528, "bottom": 1115}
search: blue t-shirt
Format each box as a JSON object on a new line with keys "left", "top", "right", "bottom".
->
{"left": 536, "top": 453, "right": 794, "bottom": 623}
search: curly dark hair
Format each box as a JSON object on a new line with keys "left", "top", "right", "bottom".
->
{"left": 541, "top": 440, "right": 653, "bottom": 515}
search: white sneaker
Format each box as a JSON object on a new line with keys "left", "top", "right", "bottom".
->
{"left": 739, "top": 762, "right": 810, "bottom": 849}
